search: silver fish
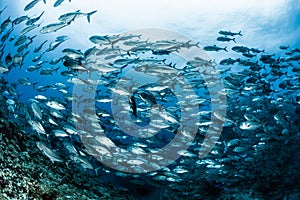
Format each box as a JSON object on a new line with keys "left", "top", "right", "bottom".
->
{"left": 13, "top": 15, "right": 29, "bottom": 25}
{"left": 46, "top": 40, "right": 67, "bottom": 52}
{"left": 54, "top": 0, "right": 71, "bottom": 7}
{"left": 239, "top": 121, "right": 261, "bottom": 130}
{"left": 26, "top": 65, "right": 42, "bottom": 72}
{"left": 29, "top": 120, "right": 46, "bottom": 134}
{"left": 0, "top": 63, "right": 9, "bottom": 73}
{"left": 14, "top": 35, "right": 36, "bottom": 46}
{"left": 46, "top": 100, "right": 66, "bottom": 110}
{"left": 0, "top": 6, "right": 8, "bottom": 16}
{"left": 58, "top": 10, "right": 97, "bottom": 23}
{"left": 26, "top": 11, "right": 45, "bottom": 25}
{"left": 24, "top": 0, "right": 46, "bottom": 11}
{"left": 34, "top": 40, "right": 48, "bottom": 52}
{"left": 40, "top": 67, "right": 60, "bottom": 75}
{"left": 36, "top": 141, "right": 63, "bottom": 163}
{"left": 40, "top": 22, "right": 68, "bottom": 34}
{"left": 62, "top": 48, "right": 84, "bottom": 60}
{"left": 20, "top": 24, "right": 40, "bottom": 36}
{"left": 0, "top": 17, "right": 12, "bottom": 33}
{"left": 18, "top": 77, "right": 37, "bottom": 87}
{"left": 31, "top": 102, "right": 43, "bottom": 121}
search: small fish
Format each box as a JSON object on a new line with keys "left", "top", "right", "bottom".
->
{"left": 14, "top": 35, "right": 36, "bottom": 46}
{"left": 6, "top": 99, "right": 15, "bottom": 106}
{"left": 49, "top": 57, "right": 62, "bottom": 65}
{"left": 138, "top": 92, "right": 157, "bottom": 105}
{"left": 52, "top": 129, "right": 69, "bottom": 137}
{"left": 32, "top": 53, "right": 45, "bottom": 62}
{"left": 151, "top": 49, "right": 172, "bottom": 55}
{"left": 12, "top": 53, "right": 26, "bottom": 66}
{"left": 250, "top": 48, "right": 264, "bottom": 53}
{"left": 238, "top": 59, "right": 258, "bottom": 67}
{"left": 217, "top": 36, "right": 236, "bottom": 43}
{"left": 0, "top": 17, "right": 12, "bottom": 33}
{"left": 63, "top": 58, "right": 85, "bottom": 71}
{"left": 46, "top": 100, "right": 66, "bottom": 110}
{"left": 219, "top": 58, "right": 238, "bottom": 65}
{"left": 31, "top": 102, "right": 43, "bottom": 120}
{"left": 24, "top": 0, "right": 44, "bottom": 11}
{"left": 34, "top": 40, "right": 48, "bottom": 53}
{"left": 29, "top": 120, "right": 46, "bottom": 134}
{"left": 20, "top": 24, "right": 40, "bottom": 36}
{"left": 40, "top": 67, "right": 60, "bottom": 75}
{"left": 279, "top": 45, "right": 289, "bottom": 50}
{"left": 46, "top": 39, "right": 68, "bottom": 52}
{"left": 36, "top": 141, "right": 63, "bottom": 163}
{"left": 17, "top": 42, "right": 32, "bottom": 53}
{"left": 232, "top": 46, "right": 250, "bottom": 53}
{"left": 34, "top": 95, "right": 47, "bottom": 100}
{"left": 13, "top": 15, "right": 29, "bottom": 25}
{"left": 26, "top": 65, "right": 42, "bottom": 72}
{"left": 26, "top": 11, "right": 45, "bottom": 25}
{"left": 242, "top": 52, "right": 256, "bottom": 58}
{"left": 54, "top": 0, "right": 71, "bottom": 7}
{"left": 40, "top": 22, "right": 68, "bottom": 34}
{"left": 60, "top": 70, "right": 77, "bottom": 77}
{"left": 59, "top": 10, "right": 97, "bottom": 23}
{"left": 239, "top": 121, "right": 261, "bottom": 130}
{"left": 203, "top": 45, "right": 227, "bottom": 52}
{"left": 1, "top": 28, "right": 13, "bottom": 43}
{"left": 0, "top": 63, "right": 9, "bottom": 73}
{"left": 55, "top": 35, "right": 69, "bottom": 42}
{"left": 89, "top": 35, "right": 111, "bottom": 45}
{"left": 0, "top": 6, "right": 8, "bottom": 16}
{"left": 62, "top": 48, "right": 84, "bottom": 60}
{"left": 18, "top": 77, "right": 37, "bottom": 88}
{"left": 219, "top": 30, "right": 242, "bottom": 36}
{"left": 260, "top": 54, "right": 276, "bottom": 64}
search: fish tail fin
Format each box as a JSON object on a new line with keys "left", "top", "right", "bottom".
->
{"left": 55, "top": 67, "right": 60, "bottom": 73}
{"left": 195, "top": 42, "right": 200, "bottom": 47}
{"left": 39, "top": 11, "right": 45, "bottom": 18}
{"left": 87, "top": 10, "right": 97, "bottom": 23}
{"left": 238, "top": 31, "right": 243, "bottom": 36}
{"left": 32, "top": 82, "right": 38, "bottom": 89}
{"left": 17, "top": 93, "right": 23, "bottom": 100}
{"left": 30, "top": 35, "right": 37, "bottom": 42}
{"left": 224, "top": 47, "right": 228, "bottom": 52}
{"left": 233, "top": 38, "right": 236, "bottom": 43}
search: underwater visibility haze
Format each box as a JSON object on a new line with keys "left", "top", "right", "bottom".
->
{"left": 0, "top": 0, "right": 300, "bottom": 199}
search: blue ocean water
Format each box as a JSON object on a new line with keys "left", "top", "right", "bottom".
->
{"left": 1, "top": 0, "right": 300, "bottom": 199}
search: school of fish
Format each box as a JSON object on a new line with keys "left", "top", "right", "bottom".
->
{"left": 0, "top": 1, "right": 299, "bottom": 198}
